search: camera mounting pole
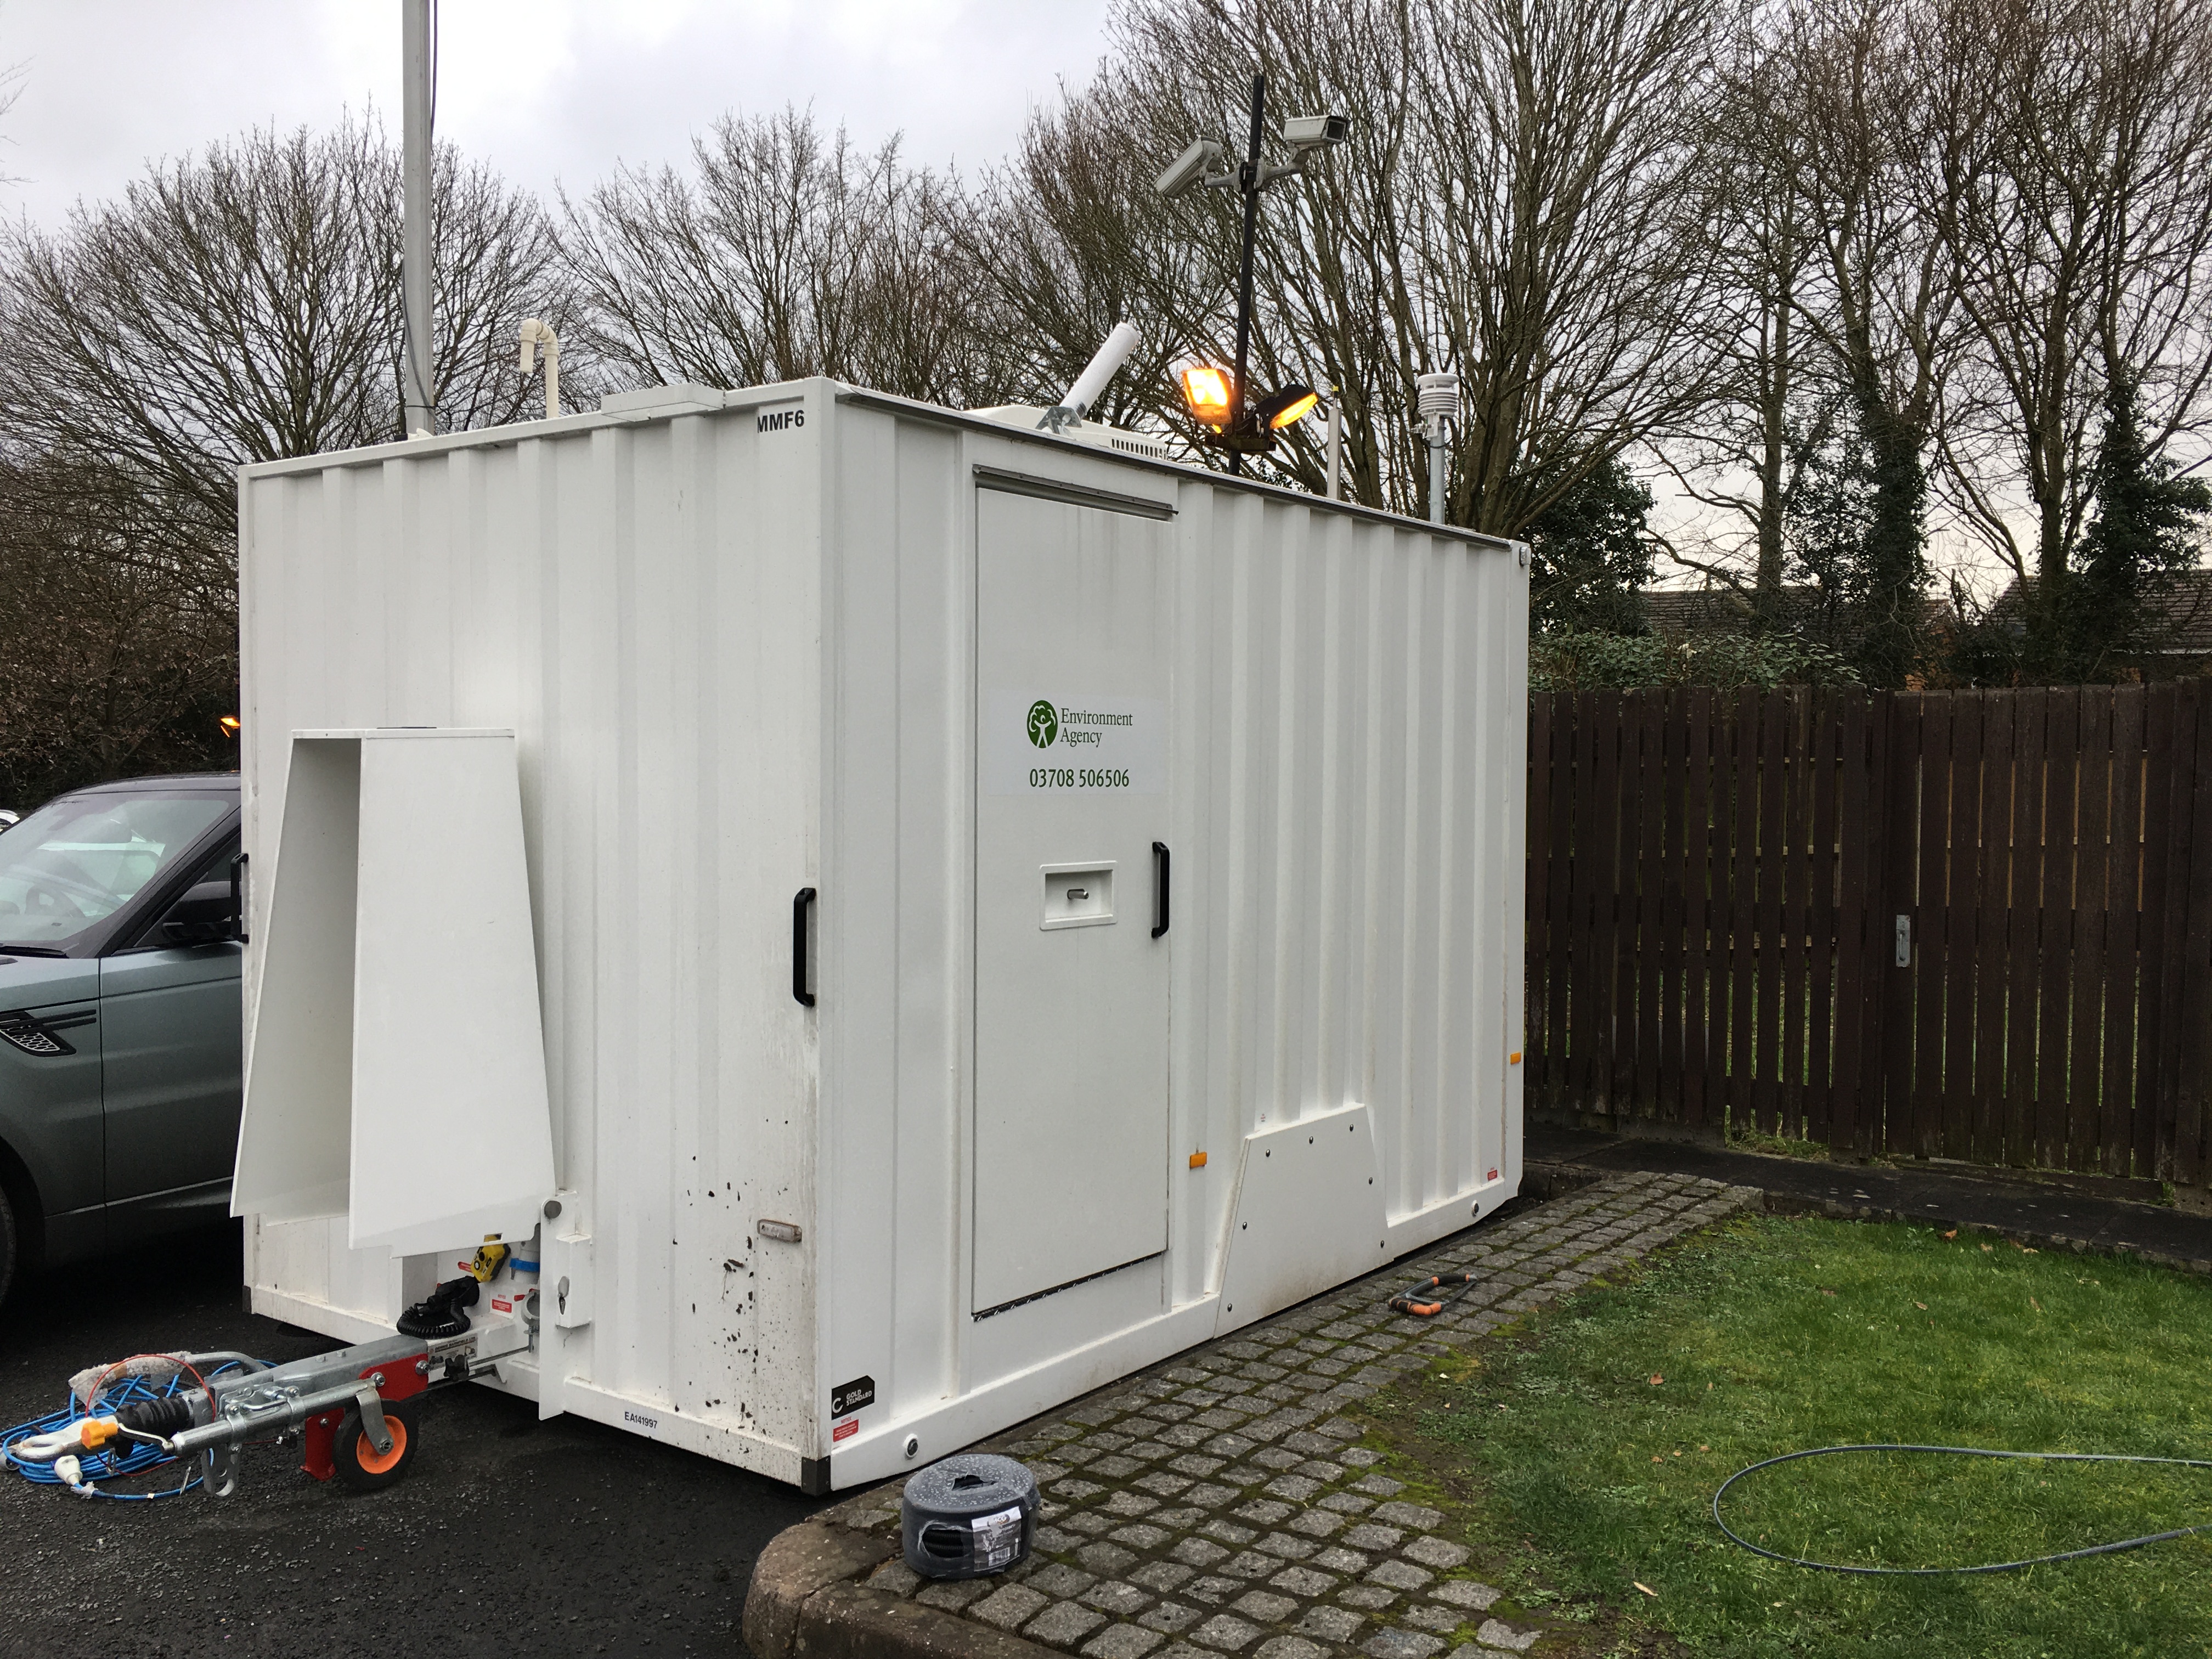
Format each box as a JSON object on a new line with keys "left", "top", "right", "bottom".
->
{"left": 1228, "top": 72, "right": 1267, "bottom": 478}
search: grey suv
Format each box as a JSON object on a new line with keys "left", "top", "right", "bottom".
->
{"left": 0, "top": 774, "right": 243, "bottom": 1301}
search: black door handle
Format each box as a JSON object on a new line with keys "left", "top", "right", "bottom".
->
{"left": 230, "top": 851, "right": 250, "bottom": 945}
{"left": 1152, "top": 843, "right": 1170, "bottom": 939}
{"left": 793, "top": 887, "right": 816, "bottom": 1006}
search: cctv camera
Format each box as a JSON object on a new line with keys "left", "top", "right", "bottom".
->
{"left": 1154, "top": 138, "right": 1226, "bottom": 198}
{"left": 1281, "top": 113, "right": 1350, "bottom": 149}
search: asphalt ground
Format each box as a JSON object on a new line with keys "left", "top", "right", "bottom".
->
{"left": 0, "top": 1223, "right": 832, "bottom": 1657}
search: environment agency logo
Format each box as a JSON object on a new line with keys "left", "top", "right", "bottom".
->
{"left": 1026, "top": 699, "right": 1059, "bottom": 748}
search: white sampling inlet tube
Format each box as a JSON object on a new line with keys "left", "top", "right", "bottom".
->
{"left": 1327, "top": 397, "right": 1343, "bottom": 501}
{"left": 520, "top": 319, "right": 560, "bottom": 421}
{"left": 1417, "top": 371, "right": 1460, "bottom": 526}
{"left": 1053, "top": 322, "right": 1142, "bottom": 425}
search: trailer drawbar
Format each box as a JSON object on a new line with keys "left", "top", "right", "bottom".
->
{"left": 2, "top": 1263, "right": 532, "bottom": 1500}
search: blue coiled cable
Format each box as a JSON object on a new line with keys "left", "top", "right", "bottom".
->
{"left": 1, "top": 1361, "right": 263, "bottom": 1500}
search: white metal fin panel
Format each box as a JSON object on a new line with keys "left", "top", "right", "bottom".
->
{"left": 232, "top": 738, "right": 362, "bottom": 1224}
{"left": 346, "top": 730, "right": 555, "bottom": 1252}
{"left": 1211, "top": 1104, "right": 1386, "bottom": 1336}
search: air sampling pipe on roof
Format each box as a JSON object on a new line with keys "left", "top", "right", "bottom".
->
{"left": 1039, "top": 323, "right": 1141, "bottom": 432}
{"left": 519, "top": 319, "right": 560, "bottom": 420}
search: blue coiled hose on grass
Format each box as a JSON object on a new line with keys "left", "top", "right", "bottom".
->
{"left": 1715, "top": 1443, "right": 2212, "bottom": 1574}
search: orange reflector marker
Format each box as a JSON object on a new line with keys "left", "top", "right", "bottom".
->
{"left": 1188, "top": 1151, "right": 1208, "bottom": 1169}
{"left": 1508, "top": 1052, "right": 1521, "bottom": 1064}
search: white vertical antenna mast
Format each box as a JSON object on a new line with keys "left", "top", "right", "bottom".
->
{"left": 401, "top": 0, "right": 437, "bottom": 438}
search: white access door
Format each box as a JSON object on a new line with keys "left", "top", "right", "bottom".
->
{"left": 973, "top": 483, "right": 1173, "bottom": 1313}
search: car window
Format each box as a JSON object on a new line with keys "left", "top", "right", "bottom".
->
{"left": 0, "top": 793, "right": 230, "bottom": 950}
{"left": 125, "top": 833, "right": 244, "bottom": 951}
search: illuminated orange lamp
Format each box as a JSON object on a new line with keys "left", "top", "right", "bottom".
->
{"left": 1178, "top": 363, "right": 1234, "bottom": 429}
{"left": 218, "top": 715, "right": 242, "bottom": 736}
{"left": 1257, "top": 385, "right": 1321, "bottom": 430}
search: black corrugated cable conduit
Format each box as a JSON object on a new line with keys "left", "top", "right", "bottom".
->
{"left": 397, "top": 1276, "right": 478, "bottom": 1339}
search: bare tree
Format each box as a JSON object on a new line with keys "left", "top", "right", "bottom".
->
{"left": 1928, "top": 0, "right": 2212, "bottom": 648}
{"left": 0, "top": 118, "right": 581, "bottom": 541}
{"left": 1758, "top": 0, "right": 1962, "bottom": 684}
{"left": 963, "top": 0, "right": 1720, "bottom": 533}
{"left": 1657, "top": 8, "right": 1832, "bottom": 612}
{"left": 560, "top": 108, "right": 993, "bottom": 405}
{"left": 0, "top": 118, "right": 579, "bottom": 802}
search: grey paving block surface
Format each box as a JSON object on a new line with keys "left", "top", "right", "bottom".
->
{"left": 838, "top": 1172, "right": 1757, "bottom": 1657}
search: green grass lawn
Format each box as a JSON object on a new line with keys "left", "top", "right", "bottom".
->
{"left": 1362, "top": 1215, "right": 2212, "bottom": 1658}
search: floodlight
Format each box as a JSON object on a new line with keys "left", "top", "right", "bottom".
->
{"left": 1256, "top": 385, "right": 1321, "bottom": 430}
{"left": 1155, "top": 139, "right": 1226, "bottom": 198}
{"left": 1178, "top": 364, "right": 1234, "bottom": 428}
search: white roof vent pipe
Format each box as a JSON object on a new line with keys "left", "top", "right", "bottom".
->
{"left": 520, "top": 319, "right": 560, "bottom": 421}
{"left": 1040, "top": 323, "right": 1141, "bottom": 433}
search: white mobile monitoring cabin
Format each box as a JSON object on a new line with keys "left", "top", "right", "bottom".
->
{"left": 231, "top": 379, "right": 1531, "bottom": 1492}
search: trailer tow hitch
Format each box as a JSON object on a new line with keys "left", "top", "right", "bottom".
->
{"left": 5, "top": 1278, "right": 534, "bottom": 1498}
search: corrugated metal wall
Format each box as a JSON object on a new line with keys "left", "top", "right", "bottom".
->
{"left": 241, "top": 387, "right": 826, "bottom": 1474}
{"left": 1169, "top": 483, "right": 1527, "bottom": 1306}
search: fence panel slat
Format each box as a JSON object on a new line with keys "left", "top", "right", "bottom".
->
{"left": 1608, "top": 694, "right": 1639, "bottom": 1114}
{"left": 2006, "top": 690, "right": 2047, "bottom": 1165}
{"left": 1881, "top": 694, "right": 1919, "bottom": 1157}
{"left": 1910, "top": 696, "right": 1951, "bottom": 1156}
{"left": 2176, "top": 686, "right": 2212, "bottom": 1185}
{"left": 1974, "top": 692, "right": 2015, "bottom": 1165}
{"left": 2037, "top": 689, "right": 2080, "bottom": 1166}
{"left": 1541, "top": 697, "right": 1578, "bottom": 1108}
{"left": 2135, "top": 684, "right": 2179, "bottom": 1177}
{"left": 1832, "top": 693, "right": 1874, "bottom": 1156}
{"left": 1564, "top": 693, "right": 1600, "bottom": 1110}
{"left": 1779, "top": 691, "right": 1810, "bottom": 1137}
{"left": 1635, "top": 692, "right": 1666, "bottom": 1114}
{"left": 1526, "top": 695, "right": 1553, "bottom": 1099}
{"left": 1807, "top": 688, "right": 1840, "bottom": 1144}
{"left": 1594, "top": 693, "right": 1628, "bottom": 1111}
{"left": 2102, "top": 686, "right": 2145, "bottom": 1176}
{"left": 1942, "top": 695, "right": 1982, "bottom": 1160}
{"left": 2070, "top": 690, "right": 2114, "bottom": 1170}
{"left": 1728, "top": 688, "right": 1759, "bottom": 1125}
{"left": 1659, "top": 690, "right": 1688, "bottom": 1119}
{"left": 1683, "top": 687, "right": 1714, "bottom": 1133}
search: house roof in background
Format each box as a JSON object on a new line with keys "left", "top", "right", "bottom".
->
{"left": 1641, "top": 584, "right": 1954, "bottom": 641}
{"left": 1985, "top": 573, "right": 2212, "bottom": 654}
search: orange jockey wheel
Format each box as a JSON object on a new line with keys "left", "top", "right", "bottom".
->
{"left": 331, "top": 1398, "right": 420, "bottom": 1491}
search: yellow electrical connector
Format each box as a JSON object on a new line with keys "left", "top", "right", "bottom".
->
{"left": 470, "top": 1235, "right": 510, "bottom": 1282}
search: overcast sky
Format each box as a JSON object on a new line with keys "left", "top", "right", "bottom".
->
{"left": 0, "top": 0, "right": 1114, "bottom": 224}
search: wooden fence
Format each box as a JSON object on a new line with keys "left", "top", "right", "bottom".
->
{"left": 1524, "top": 683, "right": 2212, "bottom": 1183}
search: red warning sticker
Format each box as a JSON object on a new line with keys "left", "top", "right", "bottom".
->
{"left": 1487, "top": 1168, "right": 1499, "bottom": 1182}
{"left": 832, "top": 1417, "right": 858, "bottom": 1443}
{"left": 492, "top": 1298, "right": 513, "bottom": 1314}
